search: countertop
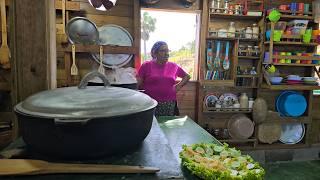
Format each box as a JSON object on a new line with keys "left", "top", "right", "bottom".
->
{"left": 0, "top": 116, "right": 219, "bottom": 179}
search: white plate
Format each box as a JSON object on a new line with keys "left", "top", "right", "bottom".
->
{"left": 92, "top": 24, "right": 133, "bottom": 68}
{"left": 204, "top": 94, "right": 218, "bottom": 108}
{"left": 279, "top": 123, "right": 305, "bottom": 144}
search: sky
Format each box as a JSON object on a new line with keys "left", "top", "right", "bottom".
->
{"left": 141, "top": 10, "right": 197, "bottom": 53}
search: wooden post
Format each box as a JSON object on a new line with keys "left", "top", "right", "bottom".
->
{"left": 10, "top": 0, "right": 56, "bottom": 138}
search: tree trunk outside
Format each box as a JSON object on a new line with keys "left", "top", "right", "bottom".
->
{"left": 143, "top": 39, "right": 147, "bottom": 62}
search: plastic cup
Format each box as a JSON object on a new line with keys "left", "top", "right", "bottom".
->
{"left": 304, "top": 4, "right": 310, "bottom": 14}
{"left": 273, "top": 30, "right": 283, "bottom": 42}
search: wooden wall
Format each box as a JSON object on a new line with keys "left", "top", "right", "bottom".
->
{"left": 177, "top": 81, "right": 198, "bottom": 120}
{"left": 56, "top": 0, "right": 139, "bottom": 87}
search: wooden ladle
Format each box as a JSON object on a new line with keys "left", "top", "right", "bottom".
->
{"left": 0, "top": 159, "right": 160, "bottom": 176}
{"left": 0, "top": 0, "right": 10, "bottom": 68}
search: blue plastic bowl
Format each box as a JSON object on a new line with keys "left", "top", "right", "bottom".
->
{"left": 276, "top": 91, "right": 307, "bottom": 117}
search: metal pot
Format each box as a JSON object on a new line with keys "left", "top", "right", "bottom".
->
{"left": 14, "top": 71, "right": 157, "bottom": 159}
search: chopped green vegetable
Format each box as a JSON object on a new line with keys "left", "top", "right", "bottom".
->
{"left": 179, "top": 143, "right": 265, "bottom": 180}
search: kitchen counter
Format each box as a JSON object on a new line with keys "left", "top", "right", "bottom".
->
{"left": 0, "top": 116, "right": 219, "bottom": 179}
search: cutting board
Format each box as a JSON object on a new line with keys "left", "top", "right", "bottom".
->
{"left": 0, "top": 159, "right": 160, "bottom": 176}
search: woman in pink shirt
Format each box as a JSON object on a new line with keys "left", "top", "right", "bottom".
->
{"left": 137, "top": 41, "right": 190, "bottom": 116}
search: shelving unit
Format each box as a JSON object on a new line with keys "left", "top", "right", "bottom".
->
{"left": 198, "top": 0, "right": 264, "bottom": 147}
{"left": 258, "top": 1, "right": 319, "bottom": 149}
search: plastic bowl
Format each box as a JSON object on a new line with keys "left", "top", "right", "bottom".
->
{"left": 287, "top": 75, "right": 302, "bottom": 81}
{"left": 270, "top": 77, "right": 283, "bottom": 84}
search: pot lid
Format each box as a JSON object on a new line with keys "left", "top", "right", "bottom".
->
{"left": 15, "top": 72, "right": 157, "bottom": 119}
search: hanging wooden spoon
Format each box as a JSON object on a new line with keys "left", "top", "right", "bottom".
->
{"left": 98, "top": 45, "right": 105, "bottom": 74}
{"left": 61, "top": 0, "right": 68, "bottom": 43}
{"left": 0, "top": 159, "right": 160, "bottom": 176}
{"left": 71, "top": 44, "right": 78, "bottom": 75}
{"left": 0, "top": 0, "right": 10, "bottom": 68}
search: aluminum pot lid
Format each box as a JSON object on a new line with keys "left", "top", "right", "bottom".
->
{"left": 15, "top": 72, "right": 157, "bottom": 119}
{"left": 66, "top": 17, "right": 99, "bottom": 44}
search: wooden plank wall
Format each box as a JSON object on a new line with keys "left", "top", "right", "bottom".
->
{"left": 177, "top": 81, "right": 197, "bottom": 120}
{"left": 56, "top": 0, "right": 138, "bottom": 87}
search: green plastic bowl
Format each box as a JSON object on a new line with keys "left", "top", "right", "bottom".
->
{"left": 269, "top": 10, "right": 281, "bottom": 22}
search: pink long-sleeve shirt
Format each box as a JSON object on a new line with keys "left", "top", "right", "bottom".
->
{"left": 138, "top": 60, "right": 187, "bottom": 102}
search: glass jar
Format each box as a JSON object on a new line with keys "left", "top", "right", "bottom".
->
{"left": 253, "top": 46, "right": 260, "bottom": 56}
{"left": 238, "top": 45, "right": 246, "bottom": 56}
{"left": 228, "top": 22, "right": 236, "bottom": 38}
{"left": 240, "top": 28, "right": 246, "bottom": 38}
{"left": 210, "top": 0, "right": 216, "bottom": 13}
{"left": 247, "top": 45, "right": 253, "bottom": 56}
{"left": 252, "top": 23, "right": 259, "bottom": 39}
{"left": 245, "top": 26, "right": 253, "bottom": 39}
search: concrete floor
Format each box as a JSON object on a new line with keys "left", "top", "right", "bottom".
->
{"left": 264, "top": 160, "right": 320, "bottom": 180}
{"left": 243, "top": 146, "right": 320, "bottom": 180}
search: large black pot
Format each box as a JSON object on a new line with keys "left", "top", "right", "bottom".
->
{"left": 14, "top": 71, "right": 157, "bottom": 159}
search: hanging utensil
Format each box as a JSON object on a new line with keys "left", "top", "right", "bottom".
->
{"left": 0, "top": 0, "right": 10, "bottom": 68}
{"left": 213, "top": 41, "right": 221, "bottom": 80}
{"left": 66, "top": 17, "right": 99, "bottom": 45}
{"left": 0, "top": 159, "right": 160, "bottom": 176}
{"left": 61, "top": 0, "right": 68, "bottom": 43}
{"left": 223, "top": 41, "right": 230, "bottom": 70}
{"left": 71, "top": 44, "right": 78, "bottom": 75}
{"left": 98, "top": 45, "right": 105, "bottom": 74}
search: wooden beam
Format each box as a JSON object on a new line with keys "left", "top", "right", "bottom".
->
{"left": 11, "top": 0, "right": 56, "bottom": 138}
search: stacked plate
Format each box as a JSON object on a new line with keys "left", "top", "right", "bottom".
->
{"left": 302, "top": 77, "right": 319, "bottom": 86}
{"left": 285, "top": 75, "right": 303, "bottom": 85}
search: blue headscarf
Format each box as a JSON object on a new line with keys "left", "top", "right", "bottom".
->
{"left": 151, "top": 41, "right": 167, "bottom": 58}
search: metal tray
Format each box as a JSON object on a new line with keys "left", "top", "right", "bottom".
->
{"left": 91, "top": 24, "right": 133, "bottom": 68}
{"left": 279, "top": 123, "right": 305, "bottom": 144}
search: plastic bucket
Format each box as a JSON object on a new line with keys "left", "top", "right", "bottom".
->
{"left": 276, "top": 91, "right": 307, "bottom": 117}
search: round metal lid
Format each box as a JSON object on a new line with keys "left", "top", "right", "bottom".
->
{"left": 66, "top": 17, "right": 99, "bottom": 45}
{"left": 15, "top": 72, "right": 157, "bottom": 119}
{"left": 91, "top": 24, "right": 133, "bottom": 68}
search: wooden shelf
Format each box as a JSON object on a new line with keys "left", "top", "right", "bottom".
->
{"left": 220, "top": 138, "right": 257, "bottom": 143}
{"left": 200, "top": 80, "right": 234, "bottom": 87}
{"left": 58, "top": 44, "right": 137, "bottom": 54}
{"left": 261, "top": 117, "right": 310, "bottom": 124}
{"left": 236, "top": 75, "right": 259, "bottom": 78}
{"left": 278, "top": 10, "right": 312, "bottom": 15}
{"left": 264, "top": 41, "right": 319, "bottom": 46}
{"left": 273, "top": 55, "right": 320, "bottom": 61}
{"left": 207, "top": 37, "right": 237, "bottom": 41}
{"left": 261, "top": 83, "right": 320, "bottom": 90}
{"left": 55, "top": 0, "right": 80, "bottom": 11}
{"left": 280, "top": 14, "right": 314, "bottom": 21}
{"left": 204, "top": 108, "right": 252, "bottom": 113}
{"left": 207, "top": 37, "right": 260, "bottom": 42}
{"left": 235, "top": 86, "right": 259, "bottom": 89}
{"left": 269, "top": 63, "right": 320, "bottom": 67}
{"left": 255, "top": 143, "right": 308, "bottom": 150}
{"left": 238, "top": 56, "right": 260, "bottom": 60}
{"left": 210, "top": 13, "right": 262, "bottom": 21}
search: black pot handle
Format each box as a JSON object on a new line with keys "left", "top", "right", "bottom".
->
{"left": 54, "top": 118, "right": 91, "bottom": 125}
{"left": 78, "top": 71, "right": 110, "bottom": 89}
